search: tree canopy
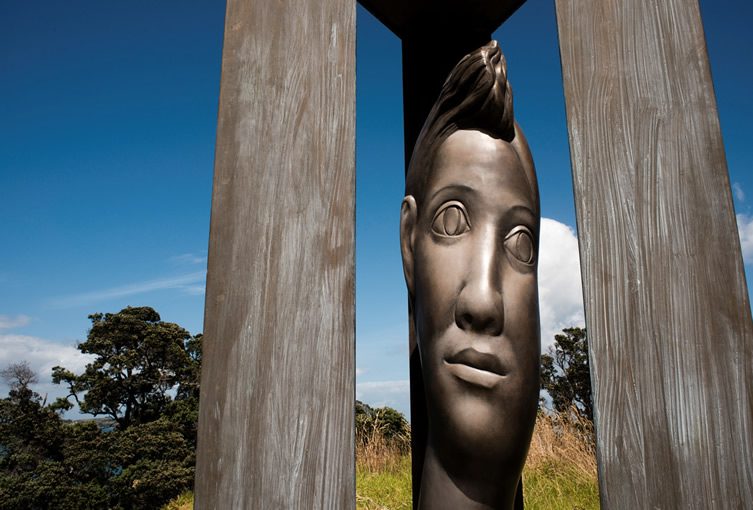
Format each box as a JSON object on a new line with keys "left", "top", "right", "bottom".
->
{"left": 0, "top": 305, "right": 421, "bottom": 509}
{"left": 356, "top": 400, "right": 410, "bottom": 453}
{"left": 1, "top": 361, "right": 38, "bottom": 392}
{"left": 1, "top": 306, "right": 202, "bottom": 509}
{"left": 51, "top": 306, "right": 201, "bottom": 430}
{"left": 540, "top": 327, "right": 594, "bottom": 421}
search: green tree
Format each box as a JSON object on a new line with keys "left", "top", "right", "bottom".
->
{"left": 0, "top": 365, "right": 111, "bottom": 510}
{"left": 51, "top": 306, "right": 200, "bottom": 430}
{"left": 0, "top": 361, "right": 38, "bottom": 392}
{"left": 540, "top": 327, "right": 593, "bottom": 421}
{"left": 355, "top": 401, "right": 410, "bottom": 453}
{"left": 108, "top": 419, "right": 195, "bottom": 509}
{"left": 57, "top": 422, "right": 114, "bottom": 509}
{"left": 163, "top": 333, "right": 202, "bottom": 448}
{"left": 0, "top": 378, "right": 66, "bottom": 509}
{"left": 1, "top": 304, "right": 203, "bottom": 510}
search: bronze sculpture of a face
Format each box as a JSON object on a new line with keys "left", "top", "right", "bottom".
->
{"left": 400, "top": 41, "right": 540, "bottom": 510}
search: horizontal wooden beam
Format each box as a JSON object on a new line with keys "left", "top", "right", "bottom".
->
{"left": 357, "top": 0, "right": 526, "bottom": 39}
{"left": 357, "top": 1, "right": 527, "bottom": 162}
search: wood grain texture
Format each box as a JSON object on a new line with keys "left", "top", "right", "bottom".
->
{"left": 194, "top": 0, "right": 355, "bottom": 508}
{"left": 555, "top": 0, "right": 753, "bottom": 507}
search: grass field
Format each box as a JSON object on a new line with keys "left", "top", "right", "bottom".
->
{"left": 521, "top": 410, "right": 599, "bottom": 510}
{"left": 354, "top": 409, "right": 599, "bottom": 510}
{"left": 164, "top": 410, "right": 599, "bottom": 510}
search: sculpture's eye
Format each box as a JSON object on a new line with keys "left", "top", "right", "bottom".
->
{"left": 431, "top": 202, "right": 471, "bottom": 237}
{"left": 505, "top": 226, "right": 535, "bottom": 265}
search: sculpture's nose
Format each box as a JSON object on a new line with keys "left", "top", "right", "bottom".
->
{"left": 454, "top": 230, "right": 504, "bottom": 336}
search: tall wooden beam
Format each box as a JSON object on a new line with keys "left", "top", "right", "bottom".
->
{"left": 555, "top": 0, "right": 753, "bottom": 506}
{"left": 194, "top": 0, "right": 356, "bottom": 507}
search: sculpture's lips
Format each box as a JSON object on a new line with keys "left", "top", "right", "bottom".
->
{"left": 445, "top": 348, "right": 506, "bottom": 389}
{"left": 446, "top": 348, "right": 506, "bottom": 375}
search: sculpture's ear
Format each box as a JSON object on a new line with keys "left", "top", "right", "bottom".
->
{"left": 400, "top": 195, "right": 417, "bottom": 297}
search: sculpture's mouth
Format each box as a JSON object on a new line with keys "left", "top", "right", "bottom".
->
{"left": 444, "top": 348, "right": 506, "bottom": 389}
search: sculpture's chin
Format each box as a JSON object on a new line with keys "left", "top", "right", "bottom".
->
{"left": 429, "top": 389, "right": 536, "bottom": 473}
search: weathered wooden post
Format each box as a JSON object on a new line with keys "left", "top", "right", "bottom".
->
{"left": 556, "top": 0, "right": 753, "bottom": 507}
{"left": 194, "top": 0, "right": 355, "bottom": 508}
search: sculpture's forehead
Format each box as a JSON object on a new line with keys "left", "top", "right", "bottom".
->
{"left": 428, "top": 129, "right": 533, "bottom": 205}
{"left": 436, "top": 130, "right": 515, "bottom": 167}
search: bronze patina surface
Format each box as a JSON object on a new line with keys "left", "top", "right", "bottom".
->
{"left": 400, "top": 41, "right": 539, "bottom": 510}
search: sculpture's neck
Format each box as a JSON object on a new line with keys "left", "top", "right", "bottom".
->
{"left": 417, "top": 443, "right": 518, "bottom": 510}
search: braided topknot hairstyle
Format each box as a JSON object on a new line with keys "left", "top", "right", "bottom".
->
{"left": 406, "top": 40, "right": 534, "bottom": 204}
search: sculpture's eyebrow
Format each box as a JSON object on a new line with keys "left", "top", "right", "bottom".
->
{"left": 427, "top": 184, "right": 476, "bottom": 203}
{"left": 502, "top": 204, "right": 538, "bottom": 227}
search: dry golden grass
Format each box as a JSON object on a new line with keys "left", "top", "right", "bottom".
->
{"left": 356, "top": 407, "right": 600, "bottom": 510}
{"left": 356, "top": 418, "right": 410, "bottom": 473}
{"left": 164, "top": 408, "right": 599, "bottom": 510}
{"left": 526, "top": 408, "right": 597, "bottom": 478}
{"left": 160, "top": 491, "right": 193, "bottom": 510}
{"left": 356, "top": 414, "right": 412, "bottom": 510}
{"left": 523, "top": 408, "right": 600, "bottom": 509}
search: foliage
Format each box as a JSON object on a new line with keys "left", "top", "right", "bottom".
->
{"left": 108, "top": 419, "right": 195, "bottom": 509}
{"left": 163, "top": 333, "right": 202, "bottom": 448}
{"left": 540, "top": 327, "right": 594, "bottom": 421}
{"left": 355, "top": 400, "right": 410, "bottom": 454}
{"left": 161, "top": 491, "right": 193, "bottom": 510}
{"left": 51, "top": 306, "right": 201, "bottom": 430}
{"left": 0, "top": 384, "right": 66, "bottom": 509}
{"left": 0, "top": 381, "right": 114, "bottom": 509}
{"left": 57, "top": 422, "right": 115, "bottom": 508}
{"left": 0, "top": 393, "right": 194, "bottom": 509}
{"left": 1, "top": 306, "right": 203, "bottom": 510}
{"left": 0, "top": 361, "right": 38, "bottom": 391}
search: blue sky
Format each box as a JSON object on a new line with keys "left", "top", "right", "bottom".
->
{"left": 1, "top": 1, "right": 751, "bottom": 417}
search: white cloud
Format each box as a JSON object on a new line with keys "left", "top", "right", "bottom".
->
{"left": 48, "top": 271, "right": 206, "bottom": 308}
{"left": 0, "top": 334, "right": 95, "bottom": 409}
{"left": 356, "top": 379, "right": 410, "bottom": 416}
{"left": 169, "top": 253, "right": 207, "bottom": 266}
{"left": 737, "top": 214, "right": 753, "bottom": 264}
{"left": 733, "top": 182, "right": 745, "bottom": 202}
{"left": 356, "top": 367, "right": 366, "bottom": 376}
{"left": 0, "top": 314, "right": 31, "bottom": 330}
{"left": 538, "top": 218, "right": 586, "bottom": 350}
{"left": 181, "top": 285, "right": 206, "bottom": 296}
{"left": 357, "top": 380, "right": 409, "bottom": 394}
